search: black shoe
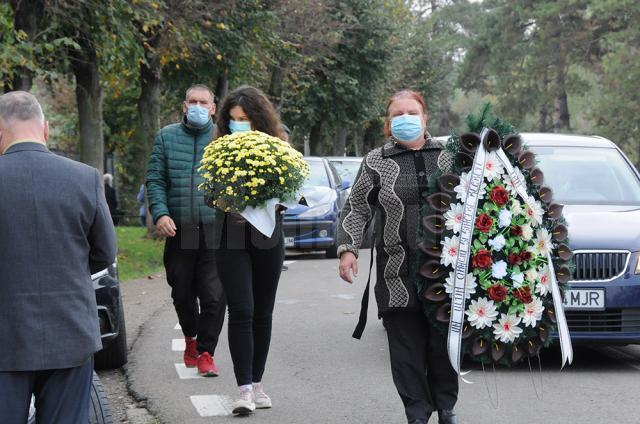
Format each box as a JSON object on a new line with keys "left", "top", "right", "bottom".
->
{"left": 408, "top": 412, "right": 431, "bottom": 424}
{"left": 438, "top": 410, "right": 457, "bottom": 424}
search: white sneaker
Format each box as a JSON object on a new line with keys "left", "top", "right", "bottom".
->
{"left": 232, "top": 389, "right": 255, "bottom": 415}
{"left": 252, "top": 383, "right": 272, "bottom": 409}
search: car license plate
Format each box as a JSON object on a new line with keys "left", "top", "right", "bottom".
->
{"left": 284, "top": 237, "right": 295, "bottom": 247}
{"left": 563, "top": 288, "right": 605, "bottom": 310}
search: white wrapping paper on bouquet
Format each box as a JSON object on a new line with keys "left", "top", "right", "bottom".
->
{"left": 239, "top": 186, "right": 338, "bottom": 237}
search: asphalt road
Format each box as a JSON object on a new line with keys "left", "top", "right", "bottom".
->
{"left": 103, "top": 250, "right": 640, "bottom": 424}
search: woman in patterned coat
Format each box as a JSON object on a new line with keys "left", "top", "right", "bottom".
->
{"left": 337, "top": 90, "right": 458, "bottom": 424}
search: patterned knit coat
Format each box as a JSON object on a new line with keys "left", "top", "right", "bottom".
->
{"left": 337, "top": 139, "right": 452, "bottom": 316}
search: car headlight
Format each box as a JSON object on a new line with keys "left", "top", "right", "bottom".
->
{"left": 298, "top": 203, "right": 333, "bottom": 218}
{"left": 635, "top": 255, "right": 640, "bottom": 274}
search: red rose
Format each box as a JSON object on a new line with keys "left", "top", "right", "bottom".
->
{"left": 472, "top": 249, "right": 493, "bottom": 269}
{"left": 487, "top": 284, "right": 508, "bottom": 302}
{"left": 513, "top": 286, "right": 533, "bottom": 304}
{"left": 490, "top": 185, "right": 509, "bottom": 207}
{"left": 507, "top": 253, "right": 522, "bottom": 265}
{"left": 475, "top": 214, "right": 494, "bottom": 233}
{"left": 510, "top": 225, "right": 523, "bottom": 236}
{"left": 520, "top": 251, "right": 533, "bottom": 262}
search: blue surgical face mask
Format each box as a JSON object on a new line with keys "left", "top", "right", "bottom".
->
{"left": 186, "top": 104, "right": 210, "bottom": 127}
{"left": 229, "top": 120, "right": 252, "bottom": 134}
{"left": 390, "top": 114, "right": 424, "bottom": 142}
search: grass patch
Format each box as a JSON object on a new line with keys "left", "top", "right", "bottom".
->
{"left": 116, "top": 226, "right": 164, "bottom": 282}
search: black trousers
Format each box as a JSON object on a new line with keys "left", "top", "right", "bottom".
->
{"left": 383, "top": 310, "right": 459, "bottom": 422}
{"left": 164, "top": 223, "right": 226, "bottom": 355}
{"left": 215, "top": 214, "right": 284, "bottom": 386}
{"left": 0, "top": 356, "right": 93, "bottom": 424}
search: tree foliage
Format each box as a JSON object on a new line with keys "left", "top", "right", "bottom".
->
{"left": 2, "top": 0, "right": 640, "bottom": 216}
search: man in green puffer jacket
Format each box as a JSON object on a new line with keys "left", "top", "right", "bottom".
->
{"left": 146, "top": 84, "right": 226, "bottom": 377}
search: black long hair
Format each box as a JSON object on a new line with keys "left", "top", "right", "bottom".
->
{"left": 216, "top": 85, "right": 286, "bottom": 140}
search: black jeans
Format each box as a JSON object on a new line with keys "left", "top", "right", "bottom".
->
{"left": 215, "top": 214, "right": 284, "bottom": 386}
{"left": 0, "top": 356, "right": 93, "bottom": 424}
{"left": 383, "top": 310, "right": 459, "bottom": 422}
{"left": 164, "top": 223, "right": 226, "bottom": 355}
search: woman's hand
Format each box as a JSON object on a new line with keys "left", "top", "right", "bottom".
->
{"left": 339, "top": 251, "right": 358, "bottom": 284}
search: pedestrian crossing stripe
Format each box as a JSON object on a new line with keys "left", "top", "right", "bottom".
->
{"left": 174, "top": 363, "right": 204, "bottom": 379}
{"left": 171, "top": 338, "right": 185, "bottom": 351}
{"left": 190, "top": 395, "right": 233, "bottom": 416}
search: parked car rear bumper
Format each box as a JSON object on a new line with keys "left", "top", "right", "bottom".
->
{"left": 283, "top": 219, "right": 336, "bottom": 249}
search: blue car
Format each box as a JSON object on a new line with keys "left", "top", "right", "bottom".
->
{"left": 525, "top": 133, "right": 640, "bottom": 345}
{"left": 283, "top": 157, "right": 351, "bottom": 258}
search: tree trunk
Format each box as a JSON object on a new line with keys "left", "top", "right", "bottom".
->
{"left": 267, "top": 62, "right": 286, "bottom": 113}
{"left": 333, "top": 127, "right": 347, "bottom": 156}
{"left": 215, "top": 73, "right": 228, "bottom": 105}
{"left": 552, "top": 68, "right": 571, "bottom": 132}
{"left": 138, "top": 32, "right": 162, "bottom": 232}
{"left": 537, "top": 68, "right": 550, "bottom": 132}
{"left": 363, "top": 125, "right": 377, "bottom": 154}
{"left": 9, "top": 0, "right": 43, "bottom": 91}
{"left": 438, "top": 101, "right": 451, "bottom": 135}
{"left": 70, "top": 35, "right": 104, "bottom": 172}
{"left": 352, "top": 128, "right": 363, "bottom": 157}
{"left": 309, "top": 121, "right": 323, "bottom": 156}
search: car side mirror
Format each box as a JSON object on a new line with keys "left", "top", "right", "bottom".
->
{"left": 340, "top": 180, "right": 351, "bottom": 190}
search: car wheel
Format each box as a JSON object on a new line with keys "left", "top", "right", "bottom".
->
{"left": 94, "top": 296, "right": 127, "bottom": 370}
{"left": 28, "top": 372, "right": 114, "bottom": 424}
{"left": 325, "top": 244, "right": 338, "bottom": 259}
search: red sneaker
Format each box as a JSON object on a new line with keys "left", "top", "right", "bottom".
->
{"left": 197, "top": 352, "right": 220, "bottom": 377}
{"left": 184, "top": 337, "right": 198, "bottom": 368}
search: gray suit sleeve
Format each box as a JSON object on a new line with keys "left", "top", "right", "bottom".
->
{"left": 89, "top": 169, "right": 117, "bottom": 274}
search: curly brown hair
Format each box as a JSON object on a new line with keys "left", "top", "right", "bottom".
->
{"left": 216, "top": 85, "right": 286, "bottom": 140}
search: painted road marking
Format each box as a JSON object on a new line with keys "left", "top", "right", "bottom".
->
{"left": 331, "top": 294, "right": 355, "bottom": 300}
{"left": 190, "top": 395, "right": 233, "bottom": 417}
{"left": 277, "top": 298, "right": 303, "bottom": 305}
{"left": 172, "top": 338, "right": 185, "bottom": 352}
{"left": 283, "top": 260, "right": 296, "bottom": 266}
{"left": 174, "top": 323, "right": 181, "bottom": 330}
{"left": 174, "top": 364, "right": 204, "bottom": 379}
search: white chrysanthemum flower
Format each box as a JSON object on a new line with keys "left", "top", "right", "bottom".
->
{"left": 466, "top": 297, "right": 499, "bottom": 330}
{"left": 493, "top": 313, "right": 523, "bottom": 343}
{"left": 484, "top": 152, "right": 505, "bottom": 181}
{"left": 440, "top": 235, "right": 460, "bottom": 267}
{"left": 525, "top": 268, "right": 539, "bottom": 283}
{"left": 511, "top": 199, "right": 524, "bottom": 216}
{"left": 454, "top": 172, "right": 487, "bottom": 202}
{"left": 502, "top": 167, "right": 525, "bottom": 195}
{"left": 534, "top": 228, "right": 554, "bottom": 256}
{"left": 453, "top": 172, "right": 471, "bottom": 201}
{"left": 492, "top": 260, "right": 508, "bottom": 279}
{"left": 511, "top": 272, "right": 525, "bottom": 289}
{"left": 521, "top": 298, "right": 545, "bottom": 328}
{"left": 488, "top": 234, "right": 506, "bottom": 252}
{"left": 521, "top": 223, "right": 534, "bottom": 241}
{"left": 444, "top": 271, "right": 477, "bottom": 300}
{"left": 444, "top": 203, "right": 464, "bottom": 234}
{"left": 524, "top": 198, "right": 544, "bottom": 226}
{"left": 535, "top": 265, "right": 551, "bottom": 296}
{"left": 498, "top": 209, "right": 512, "bottom": 228}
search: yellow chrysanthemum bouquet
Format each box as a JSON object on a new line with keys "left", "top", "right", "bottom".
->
{"left": 199, "top": 131, "right": 310, "bottom": 235}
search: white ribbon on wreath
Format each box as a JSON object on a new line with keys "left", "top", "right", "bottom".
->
{"left": 447, "top": 128, "right": 573, "bottom": 376}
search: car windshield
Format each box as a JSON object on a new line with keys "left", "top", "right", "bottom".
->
{"left": 328, "top": 159, "right": 361, "bottom": 183}
{"left": 304, "top": 160, "right": 330, "bottom": 188}
{"left": 531, "top": 146, "right": 640, "bottom": 204}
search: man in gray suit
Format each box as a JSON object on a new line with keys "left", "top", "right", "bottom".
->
{"left": 0, "top": 91, "right": 117, "bottom": 423}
